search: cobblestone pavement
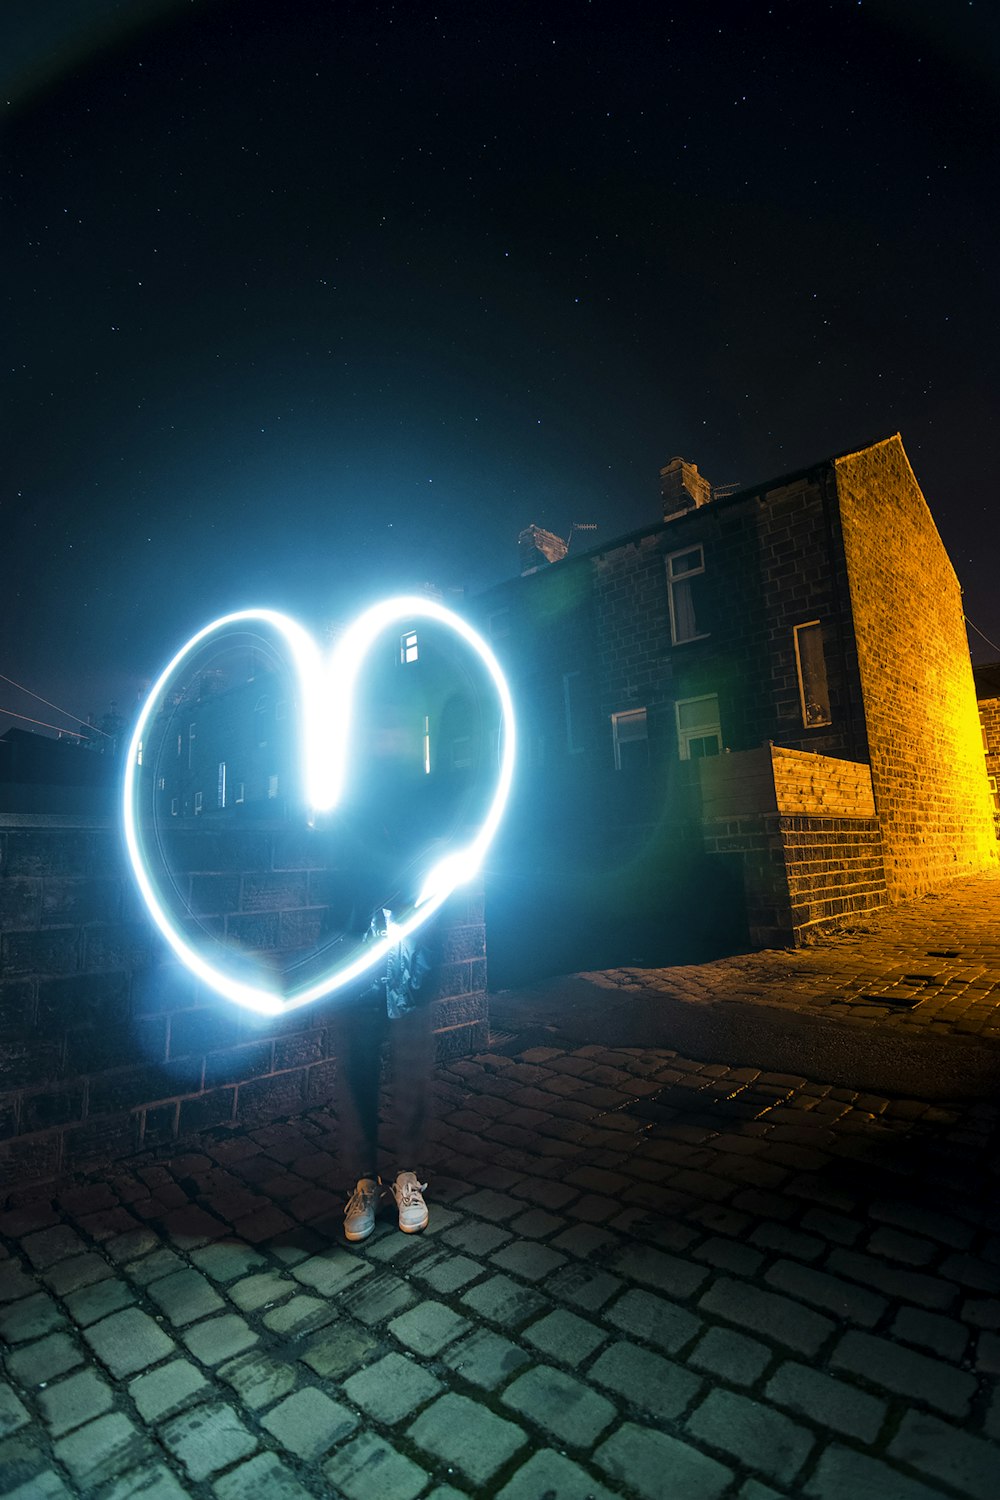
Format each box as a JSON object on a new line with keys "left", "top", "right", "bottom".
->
{"left": 587, "top": 873, "right": 1000, "bottom": 1042}
{"left": 2, "top": 1018, "right": 1000, "bottom": 1499}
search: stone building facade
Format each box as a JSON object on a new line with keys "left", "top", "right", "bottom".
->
{"left": 473, "top": 436, "right": 997, "bottom": 962}
{"left": 974, "top": 661, "right": 1000, "bottom": 843}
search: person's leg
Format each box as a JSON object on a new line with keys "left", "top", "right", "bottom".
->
{"left": 332, "top": 985, "right": 387, "bottom": 1240}
{"left": 385, "top": 997, "right": 436, "bottom": 1231}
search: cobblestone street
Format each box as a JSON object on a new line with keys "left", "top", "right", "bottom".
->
{"left": 2, "top": 875, "right": 1000, "bottom": 1499}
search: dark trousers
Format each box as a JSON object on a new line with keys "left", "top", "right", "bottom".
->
{"left": 332, "top": 984, "right": 436, "bottom": 1185}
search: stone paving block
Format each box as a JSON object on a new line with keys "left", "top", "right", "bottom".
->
{"left": 940, "top": 1252, "right": 1000, "bottom": 1294}
{"left": 323, "top": 1431, "right": 429, "bottom": 1500}
{"left": 262, "top": 1294, "right": 336, "bottom": 1337}
{"left": 0, "top": 1432, "right": 52, "bottom": 1493}
{"left": 549, "top": 1222, "right": 618, "bottom": 1259}
{"left": 546, "top": 1262, "right": 622, "bottom": 1311}
{"left": 749, "top": 1222, "right": 825, "bottom": 1262}
{"left": 260, "top": 1385, "right": 357, "bottom": 1458}
{"left": 454, "top": 1188, "right": 525, "bottom": 1221}
{"left": 523, "top": 1307, "right": 606, "bottom": 1364}
{"left": 389, "top": 1299, "right": 470, "bottom": 1355}
{"left": 689, "top": 1325, "right": 774, "bottom": 1386}
{"left": 490, "top": 1239, "right": 567, "bottom": 1282}
{"left": 0, "top": 1382, "right": 30, "bottom": 1438}
{"left": 590, "top": 1339, "right": 702, "bottom": 1420}
{"left": 868, "top": 1227, "right": 938, "bottom": 1266}
{"left": 125, "top": 1249, "right": 187, "bottom": 1288}
{"left": 800, "top": 1207, "right": 865, "bottom": 1246}
{"left": 460, "top": 1273, "right": 548, "bottom": 1329}
{"left": 227, "top": 1271, "right": 295, "bottom": 1312}
{"left": 0, "top": 1291, "right": 65, "bottom": 1344}
{"left": 181, "top": 1311, "right": 258, "bottom": 1365}
{"left": 502, "top": 1363, "right": 616, "bottom": 1447}
{"left": 161, "top": 1402, "right": 258, "bottom": 1481}
{"left": 596, "top": 1422, "right": 733, "bottom": 1500}
{"left": 739, "top": 1482, "right": 784, "bottom": 1500}
{"left": 6, "top": 1331, "right": 83, "bottom": 1386}
{"left": 345, "top": 1270, "right": 417, "bottom": 1325}
{"left": 892, "top": 1305, "right": 968, "bottom": 1363}
{"left": 21, "top": 1226, "right": 87, "bottom": 1270}
{"left": 291, "top": 1249, "right": 373, "bottom": 1296}
{"left": 766, "top": 1359, "right": 887, "bottom": 1442}
{"left": 2, "top": 1471, "right": 72, "bottom": 1500}
{"left": 217, "top": 1351, "right": 298, "bottom": 1410}
{"left": 441, "top": 1218, "right": 512, "bottom": 1256}
{"left": 38, "top": 1368, "right": 113, "bottom": 1436}
{"left": 765, "top": 1258, "right": 887, "bottom": 1327}
{"left": 699, "top": 1276, "right": 834, "bottom": 1356}
{"left": 687, "top": 1388, "right": 815, "bottom": 1487}
{"left": 189, "top": 1241, "right": 268, "bottom": 1283}
{"left": 442, "top": 1327, "right": 531, "bottom": 1389}
{"left": 614, "top": 1242, "right": 707, "bottom": 1302}
{"left": 510, "top": 1208, "right": 566, "bottom": 1238}
{"left": 605, "top": 1287, "right": 702, "bottom": 1353}
{"left": 129, "top": 1358, "right": 209, "bottom": 1421}
{"left": 692, "top": 1235, "right": 766, "bottom": 1276}
{"left": 147, "top": 1268, "right": 225, "bottom": 1326}
{"left": 213, "top": 1451, "right": 315, "bottom": 1500}
{"left": 495, "top": 1449, "right": 617, "bottom": 1500}
{"left": 831, "top": 1329, "right": 977, "bottom": 1417}
{"left": 412, "top": 1251, "right": 483, "bottom": 1294}
{"left": 102, "top": 1461, "right": 191, "bottom": 1500}
{"left": 343, "top": 1351, "right": 442, "bottom": 1423}
{"left": 299, "top": 1323, "right": 380, "bottom": 1380}
{"left": 64, "top": 1277, "right": 135, "bottom": 1328}
{"left": 83, "top": 1307, "right": 177, "bottom": 1380}
{"left": 41, "top": 1252, "right": 112, "bottom": 1297}
{"left": 870, "top": 1200, "right": 975, "bottom": 1251}
{"left": 827, "top": 1249, "right": 957, "bottom": 1311}
{"left": 408, "top": 1392, "right": 527, "bottom": 1487}
{"left": 54, "top": 1412, "right": 152, "bottom": 1489}
{"left": 0, "top": 1262, "right": 37, "bottom": 1304}
{"left": 893, "top": 1404, "right": 1000, "bottom": 1500}
{"left": 806, "top": 1441, "right": 966, "bottom": 1500}
{"left": 105, "top": 1226, "right": 160, "bottom": 1264}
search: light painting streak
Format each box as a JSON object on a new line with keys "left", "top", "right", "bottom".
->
{"left": 123, "top": 598, "right": 515, "bottom": 1016}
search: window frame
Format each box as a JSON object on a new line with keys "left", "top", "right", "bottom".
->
{"left": 675, "top": 693, "right": 722, "bottom": 761}
{"left": 666, "top": 544, "right": 709, "bottom": 645}
{"left": 793, "top": 620, "right": 833, "bottom": 729}
{"left": 400, "top": 629, "right": 419, "bottom": 665}
{"left": 611, "top": 706, "right": 649, "bottom": 770}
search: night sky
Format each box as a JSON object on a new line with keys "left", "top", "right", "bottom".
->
{"left": 3, "top": 0, "right": 999, "bottom": 742}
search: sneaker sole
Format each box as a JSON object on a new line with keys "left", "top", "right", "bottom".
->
{"left": 398, "top": 1215, "right": 428, "bottom": 1233}
{"left": 344, "top": 1224, "right": 375, "bottom": 1242}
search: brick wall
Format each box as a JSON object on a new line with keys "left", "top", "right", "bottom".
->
{"left": 835, "top": 437, "right": 998, "bottom": 898}
{"left": 698, "top": 747, "right": 887, "bottom": 946}
{"left": 978, "top": 695, "right": 1000, "bottom": 841}
{"left": 0, "top": 814, "right": 487, "bottom": 1193}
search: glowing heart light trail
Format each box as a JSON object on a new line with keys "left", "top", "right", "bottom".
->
{"left": 123, "top": 597, "right": 515, "bottom": 1016}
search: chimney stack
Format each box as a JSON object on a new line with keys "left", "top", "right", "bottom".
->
{"left": 518, "top": 524, "right": 568, "bottom": 576}
{"left": 660, "top": 457, "right": 712, "bottom": 521}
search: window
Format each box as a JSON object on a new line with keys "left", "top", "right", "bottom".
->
{"left": 488, "top": 608, "right": 510, "bottom": 640}
{"left": 254, "top": 696, "right": 271, "bottom": 748}
{"left": 170, "top": 797, "right": 179, "bottom": 817}
{"left": 989, "top": 775, "right": 1000, "bottom": 811}
{"left": 157, "top": 775, "right": 165, "bottom": 791}
{"left": 422, "top": 715, "right": 431, "bottom": 774}
{"left": 451, "top": 736, "right": 473, "bottom": 769}
{"left": 563, "top": 671, "right": 586, "bottom": 755}
{"left": 187, "top": 722, "right": 196, "bottom": 769}
{"left": 676, "top": 695, "right": 722, "bottom": 760}
{"left": 666, "top": 545, "right": 709, "bottom": 644}
{"left": 400, "top": 629, "right": 419, "bottom": 665}
{"left": 612, "top": 707, "right": 649, "bottom": 770}
{"left": 217, "top": 761, "right": 227, "bottom": 808}
{"left": 194, "top": 790, "right": 203, "bottom": 815}
{"left": 794, "top": 622, "right": 832, "bottom": 728}
{"left": 235, "top": 782, "right": 245, "bottom": 805}
{"left": 268, "top": 774, "right": 279, "bottom": 799}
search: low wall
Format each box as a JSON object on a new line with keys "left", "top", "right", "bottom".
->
{"left": 698, "top": 747, "right": 887, "bottom": 946}
{"left": 0, "top": 814, "right": 487, "bottom": 1195}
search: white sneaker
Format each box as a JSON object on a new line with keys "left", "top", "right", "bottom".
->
{"left": 390, "top": 1171, "right": 429, "bottom": 1233}
{"left": 344, "top": 1177, "right": 380, "bottom": 1242}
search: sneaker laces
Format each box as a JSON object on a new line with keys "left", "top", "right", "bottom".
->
{"left": 346, "top": 1179, "right": 378, "bottom": 1216}
{"left": 393, "top": 1173, "right": 427, "bottom": 1206}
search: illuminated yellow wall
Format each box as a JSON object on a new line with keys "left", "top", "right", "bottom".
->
{"left": 835, "top": 436, "right": 998, "bottom": 898}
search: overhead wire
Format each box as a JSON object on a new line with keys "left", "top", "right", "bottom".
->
{"left": 965, "top": 616, "right": 1000, "bottom": 655}
{"left": 0, "top": 669, "right": 112, "bottom": 737}
{"left": 0, "top": 707, "right": 94, "bottom": 738}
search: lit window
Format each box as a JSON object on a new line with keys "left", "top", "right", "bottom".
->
{"left": 794, "top": 622, "right": 832, "bottom": 728}
{"left": 423, "top": 715, "right": 431, "bottom": 773}
{"left": 218, "top": 761, "right": 227, "bottom": 808}
{"left": 188, "top": 722, "right": 196, "bottom": 769}
{"left": 170, "top": 797, "right": 179, "bottom": 817}
{"left": 401, "top": 629, "right": 419, "bottom": 664}
{"left": 488, "top": 608, "right": 510, "bottom": 640}
{"left": 255, "top": 696, "right": 270, "bottom": 748}
{"left": 563, "top": 671, "right": 586, "bottom": 754}
{"left": 666, "top": 545, "right": 709, "bottom": 644}
{"left": 235, "top": 782, "right": 245, "bottom": 805}
{"left": 612, "top": 708, "right": 649, "bottom": 770}
{"left": 676, "top": 695, "right": 722, "bottom": 759}
{"left": 268, "top": 774, "right": 279, "bottom": 799}
{"left": 194, "top": 790, "right": 203, "bottom": 815}
{"left": 137, "top": 740, "right": 143, "bottom": 766}
{"left": 989, "top": 775, "right": 1000, "bottom": 810}
{"left": 157, "top": 776, "right": 166, "bottom": 791}
{"left": 176, "top": 733, "right": 182, "bottom": 757}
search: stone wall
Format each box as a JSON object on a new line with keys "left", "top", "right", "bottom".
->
{"left": 0, "top": 814, "right": 487, "bottom": 1194}
{"left": 978, "top": 695, "right": 1000, "bottom": 841}
{"left": 835, "top": 437, "right": 998, "bottom": 899}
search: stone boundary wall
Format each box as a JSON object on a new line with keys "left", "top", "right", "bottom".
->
{"left": 0, "top": 815, "right": 487, "bottom": 1194}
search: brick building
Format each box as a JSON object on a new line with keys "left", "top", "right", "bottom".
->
{"left": 973, "top": 660, "right": 1000, "bottom": 842}
{"left": 472, "top": 435, "right": 997, "bottom": 969}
